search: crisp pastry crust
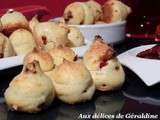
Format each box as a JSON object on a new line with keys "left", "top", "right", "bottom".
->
{"left": 49, "top": 46, "right": 77, "bottom": 66}
{"left": 4, "top": 61, "right": 55, "bottom": 113}
{"left": 64, "top": 2, "right": 85, "bottom": 25}
{"left": 24, "top": 48, "right": 54, "bottom": 72}
{"left": 0, "top": 33, "right": 15, "bottom": 58}
{"left": 50, "top": 60, "right": 95, "bottom": 104}
{"left": 86, "top": 0, "right": 103, "bottom": 22}
{"left": 83, "top": 35, "right": 114, "bottom": 70}
{"left": 9, "top": 29, "right": 36, "bottom": 55}
{"left": 103, "top": 0, "right": 131, "bottom": 23}
{"left": 67, "top": 26, "right": 84, "bottom": 47}
{"left": 33, "top": 22, "right": 69, "bottom": 51}
{"left": 83, "top": 35, "right": 125, "bottom": 91}
{"left": 1, "top": 10, "right": 29, "bottom": 35}
{"left": 81, "top": 2, "right": 94, "bottom": 24}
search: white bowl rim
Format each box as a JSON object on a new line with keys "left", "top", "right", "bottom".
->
{"left": 52, "top": 17, "right": 126, "bottom": 28}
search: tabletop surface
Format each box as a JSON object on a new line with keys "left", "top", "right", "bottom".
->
{"left": 0, "top": 38, "right": 160, "bottom": 120}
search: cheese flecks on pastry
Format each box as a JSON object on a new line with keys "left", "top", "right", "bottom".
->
{"left": 90, "top": 58, "right": 125, "bottom": 91}
{"left": 1, "top": 10, "right": 29, "bottom": 35}
{"left": 83, "top": 35, "right": 125, "bottom": 91}
{"left": 33, "top": 22, "right": 69, "bottom": 50}
{"left": 103, "top": 0, "right": 131, "bottom": 23}
{"left": 9, "top": 29, "right": 36, "bottom": 55}
{"left": 24, "top": 48, "right": 54, "bottom": 72}
{"left": 81, "top": 2, "right": 94, "bottom": 24}
{"left": 0, "top": 33, "right": 15, "bottom": 58}
{"left": 49, "top": 60, "right": 95, "bottom": 104}
{"left": 64, "top": 2, "right": 95, "bottom": 25}
{"left": 86, "top": 0, "right": 103, "bottom": 22}
{"left": 4, "top": 61, "right": 55, "bottom": 113}
{"left": 64, "top": 2, "right": 85, "bottom": 25}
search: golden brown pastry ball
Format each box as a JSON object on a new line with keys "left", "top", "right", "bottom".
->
{"left": 83, "top": 35, "right": 125, "bottom": 91}
{"left": 33, "top": 22, "right": 69, "bottom": 51}
{"left": 49, "top": 46, "right": 77, "bottom": 66}
{"left": 0, "top": 33, "right": 15, "bottom": 58}
{"left": 86, "top": 0, "right": 103, "bottom": 22}
{"left": 4, "top": 61, "right": 55, "bottom": 113}
{"left": 67, "top": 26, "right": 84, "bottom": 47}
{"left": 24, "top": 48, "right": 54, "bottom": 72}
{"left": 64, "top": 2, "right": 94, "bottom": 25}
{"left": 103, "top": 0, "right": 131, "bottom": 23}
{"left": 9, "top": 29, "right": 36, "bottom": 56}
{"left": 50, "top": 60, "right": 95, "bottom": 104}
{"left": 1, "top": 10, "right": 29, "bottom": 35}
{"left": 64, "top": 2, "right": 85, "bottom": 25}
{"left": 84, "top": 35, "right": 114, "bottom": 71}
{"left": 89, "top": 58, "right": 125, "bottom": 91}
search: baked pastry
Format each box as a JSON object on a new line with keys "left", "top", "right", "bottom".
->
{"left": 24, "top": 48, "right": 54, "bottom": 72}
{"left": 49, "top": 46, "right": 77, "bottom": 66}
{"left": 64, "top": 2, "right": 94, "bottom": 25}
{"left": 4, "top": 61, "right": 55, "bottom": 113}
{"left": 49, "top": 60, "right": 95, "bottom": 104}
{"left": 64, "top": 2, "right": 85, "bottom": 25}
{"left": 33, "top": 22, "right": 69, "bottom": 51}
{"left": 29, "top": 15, "right": 39, "bottom": 33}
{"left": 9, "top": 29, "right": 36, "bottom": 55}
{"left": 67, "top": 26, "right": 84, "bottom": 47}
{"left": 0, "top": 33, "right": 15, "bottom": 58}
{"left": 83, "top": 36, "right": 125, "bottom": 91}
{"left": 81, "top": 2, "right": 94, "bottom": 24}
{"left": 1, "top": 9, "right": 29, "bottom": 35}
{"left": 103, "top": 0, "right": 131, "bottom": 23}
{"left": 86, "top": 0, "right": 103, "bottom": 22}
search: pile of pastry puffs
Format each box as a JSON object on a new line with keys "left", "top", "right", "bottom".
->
{"left": 63, "top": 0, "right": 131, "bottom": 25}
{"left": 4, "top": 35, "right": 125, "bottom": 113}
{"left": 0, "top": 10, "right": 84, "bottom": 58}
{"left": 2, "top": 0, "right": 126, "bottom": 114}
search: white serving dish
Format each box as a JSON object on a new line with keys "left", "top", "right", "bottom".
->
{"left": 52, "top": 17, "right": 126, "bottom": 44}
{"left": 118, "top": 44, "right": 160, "bottom": 86}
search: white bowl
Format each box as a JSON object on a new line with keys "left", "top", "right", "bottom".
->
{"left": 52, "top": 17, "right": 126, "bottom": 44}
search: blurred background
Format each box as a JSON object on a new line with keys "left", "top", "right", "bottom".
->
{"left": 0, "top": 0, "right": 160, "bottom": 36}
